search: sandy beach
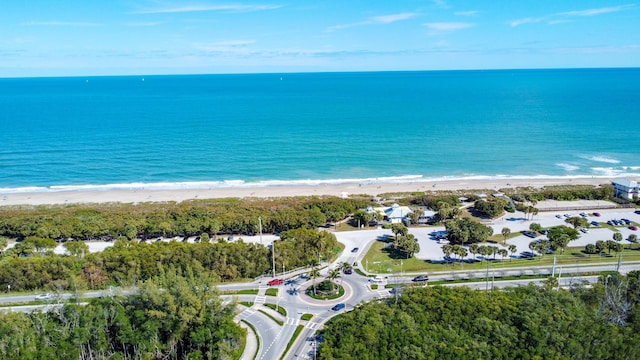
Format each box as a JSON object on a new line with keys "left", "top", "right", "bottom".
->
{"left": 0, "top": 177, "right": 619, "bottom": 206}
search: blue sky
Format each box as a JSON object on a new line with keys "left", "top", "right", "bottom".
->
{"left": 1, "top": 1, "right": 638, "bottom": 77}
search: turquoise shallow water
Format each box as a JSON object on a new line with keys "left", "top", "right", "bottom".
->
{"left": 0, "top": 68, "right": 639, "bottom": 192}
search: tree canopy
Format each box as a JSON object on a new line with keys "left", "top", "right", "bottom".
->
{"left": 320, "top": 274, "right": 640, "bottom": 359}
{"left": 444, "top": 218, "right": 493, "bottom": 245}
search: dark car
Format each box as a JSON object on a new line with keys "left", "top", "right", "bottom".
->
{"left": 591, "top": 221, "right": 600, "bottom": 226}
{"left": 622, "top": 219, "right": 631, "bottom": 225}
{"left": 523, "top": 231, "right": 537, "bottom": 238}
{"left": 412, "top": 275, "right": 429, "bottom": 282}
{"left": 268, "top": 278, "right": 284, "bottom": 286}
{"left": 351, "top": 247, "right": 359, "bottom": 253}
{"left": 331, "top": 303, "right": 346, "bottom": 311}
{"left": 594, "top": 212, "right": 601, "bottom": 217}
{"left": 630, "top": 226, "right": 638, "bottom": 231}
{"left": 343, "top": 268, "right": 353, "bottom": 275}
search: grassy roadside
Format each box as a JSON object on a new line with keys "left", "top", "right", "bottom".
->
{"left": 241, "top": 320, "right": 260, "bottom": 360}
{"left": 257, "top": 309, "right": 284, "bottom": 326}
{"left": 362, "top": 240, "right": 640, "bottom": 274}
{"left": 280, "top": 325, "right": 305, "bottom": 360}
{"left": 264, "top": 303, "right": 287, "bottom": 317}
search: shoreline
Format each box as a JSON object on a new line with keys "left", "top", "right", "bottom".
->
{"left": 0, "top": 177, "right": 621, "bottom": 206}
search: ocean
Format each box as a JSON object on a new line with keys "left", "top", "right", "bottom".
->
{"left": 1, "top": 68, "right": 639, "bottom": 193}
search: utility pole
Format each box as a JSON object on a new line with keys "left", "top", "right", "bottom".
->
{"left": 485, "top": 260, "right": 490, "bottom": 291}
{"left": 272, "top": 239, "right": 276, "bottom": 278}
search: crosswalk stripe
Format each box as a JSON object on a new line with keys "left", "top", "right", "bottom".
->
{"left": 306, "top": 322, "right": 317, "bottom": 329}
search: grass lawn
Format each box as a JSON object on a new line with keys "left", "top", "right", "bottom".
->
{"left": 362, "top": 240, "right": 640, "bottom": 274}
{"left": 222, "top": 289, "right": 259, "bottom": 295}
{"left": 301, "top": 313, "right": 313, "bottom": 321}
{"left": 265, "top": 288, "right": 278, "bottom": 296}
{"left": 264, "top": 302, "right": 287, "bottom": 317}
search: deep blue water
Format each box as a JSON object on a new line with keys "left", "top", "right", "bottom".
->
{"left": 1, "top": 68, "right": 639, "bottom": 192}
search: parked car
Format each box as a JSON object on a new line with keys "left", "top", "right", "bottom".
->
{"left": 521, "top": 251, "right": 536, "bottom": 258}
{"left": 35, "top": 293, "right": 54, "bottom": 300}
{"left": 622, "top": 219, "right": 631, "bottom": 225}
{"left": 331, "top": 303, "right": 346, "bottom": 311}
{"left": 630, "top": 226, "right": 638, "bottom": 231}
{"left": 540, "top": 229, "right": 550, "bottom": 235}
{"left": 412, "top": 275, "right": 429, "bottom": 282}
{"left": 351, "top": 247, "right": 359, "bottom": 253}
{"left": 579, "top": 212, "right": 587, "bottom": 217}
{"left": 523, "top": 231, "right": 537, "bottom": 238}
{"left": 591, "top": 221, "right": 600, "bottom": 226}
{"left": 555, "top": 215, "right": 563, "bottom": 219}
{"left": 580, "top": 228, "right": 589, "bottom": 233}
{"left": 268, "top": 278, "right": 284, "bottom": 286}
{"left": 594, "top": 212, "right": 601, "bottom": 217}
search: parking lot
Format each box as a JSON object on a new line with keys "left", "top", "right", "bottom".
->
{"left": 335, "top": 205, "right": 640, "bottom": 262}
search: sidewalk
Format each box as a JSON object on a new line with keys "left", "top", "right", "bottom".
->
{"left": 237, "top": 319, "right": 259, "bottom": 360}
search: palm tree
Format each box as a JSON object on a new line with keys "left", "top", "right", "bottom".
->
{"left": 501, "top": 227, "right": 511, "bottom": 244}
{"left": 328, "top": 268, "right": 340, "bottom": 291}
{"left": 508, "top": 244, "right": 517, "bottom": 262}
{"left": 469, "top": 244, "right": 479, "bottom": 262}
{"left": 309, "top": 267, "right": 320, "bottom": 295}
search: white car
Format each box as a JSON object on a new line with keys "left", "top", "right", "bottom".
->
{"left": 35, "top": 293, "right": 54, "bottom": 300}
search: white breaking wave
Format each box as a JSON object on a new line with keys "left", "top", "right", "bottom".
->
{"left": 3, "top": 171, "right": 640, "bottom": 194}
{"left": 582, "top": 155, "right": 621, "bottom": 164}
{"left": 556, "top": 163, "right": 579, "bottom": 171}
{"left": 591, "top": 166, "right": 640, "bottom": 177}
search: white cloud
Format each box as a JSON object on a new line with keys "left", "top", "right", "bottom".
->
{"left": 328, "top": 12, "right": 419, "bottom": 32}
{"left": 510, "top": 4, "right": 635, "bottom": 27}
{"left": 559, "top": 4, "right": 634, "bottom": 17}
{"left": 455, "top": 10, "right": 479, "bottom": 17}
{"left": 509, "top": 17, "right": 541, "bottom": 27}
{"left": 424, "top": 22, "right": 475, "bottom": 31}
{"left": 432, "top": 0, "right": 449, "bottom": 9}
{"left": 371, "top": 13, "right": 418, "bottom": 24}
{"left": 136, "top": 4, "right": 282, "bottom": 14}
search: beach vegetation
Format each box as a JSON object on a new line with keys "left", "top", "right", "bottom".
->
{"left": 0, "top": 227, "right": 335, "bottom": 292}
{"left": 473, "top": 196, "right": 508, "bottom": 218}
{"left": 319, "top": 274, "right": 640, "bottom": 359}
{"left": 444, "top": 218, "right": 493, "bottom": 245}
{"left": 0, "top": 196, "right": 369, "bottom": 241}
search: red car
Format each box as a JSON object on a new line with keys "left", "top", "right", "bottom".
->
{"left": 629, "top": 226, "right": 638, "bottom": 231}
{"left": 268, "top": 278, "right": 284, "bottom": 286}
{"left": 593, "top": 212, "right": 601, "bottom": 217}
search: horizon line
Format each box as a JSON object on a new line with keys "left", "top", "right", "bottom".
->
{"left": 1, "top": 66, "right": 639, "bottom": 80}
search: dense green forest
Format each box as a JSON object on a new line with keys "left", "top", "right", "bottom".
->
{"left": 0, "top": 197, "right": 369, "bottom": 240}
{"left": 0, "top": 269, "right": 243, "bottom": 359}
{"left": 0, "top": 228, "right": 338, "bottom": 291}
{"left": 320, "top": 272, "right": 640, "bottom": 359}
